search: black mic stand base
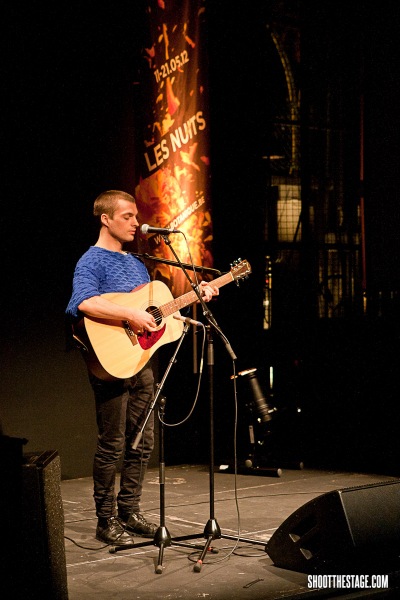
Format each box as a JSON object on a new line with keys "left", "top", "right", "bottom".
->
{"left": 109, "top": 528, "right": 218, "bottom": 571}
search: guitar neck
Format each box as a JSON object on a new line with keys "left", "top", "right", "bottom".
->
{"left": 160, "top": 271, "right": 235, "bottom": 317}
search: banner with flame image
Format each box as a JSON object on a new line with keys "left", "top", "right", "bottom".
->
{"left": 134, "top": 0, "right": 213, "bottom": 297}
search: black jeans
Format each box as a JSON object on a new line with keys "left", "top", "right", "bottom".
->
{"left": 89, "top": 365, "right": 155, "bottom": 519}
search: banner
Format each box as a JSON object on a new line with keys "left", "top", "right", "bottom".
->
{"left": 134, "top": 0, "right": 213, "bottom": 297}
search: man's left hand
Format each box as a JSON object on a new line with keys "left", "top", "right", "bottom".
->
{"left": 199, "top": 280, "right": 219, "bottom": 302}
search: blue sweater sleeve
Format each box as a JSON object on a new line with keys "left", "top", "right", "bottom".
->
{"left": 66, "top": 247, "right": 150, "bottom": 318}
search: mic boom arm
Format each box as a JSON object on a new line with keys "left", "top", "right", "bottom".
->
{"left": 129, "top": 252, "right": 222, "bottom": 276}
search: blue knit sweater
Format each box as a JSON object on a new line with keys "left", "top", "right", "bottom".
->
{"left": 66, "top": 246, "right": 150, "bottom": 319}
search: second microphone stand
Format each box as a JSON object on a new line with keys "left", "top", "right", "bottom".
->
{"left": 111, "top": 321, "right": 214, "bottom": 571}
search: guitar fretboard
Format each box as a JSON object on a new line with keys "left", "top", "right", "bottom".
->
{"left": 160, "top": 271, "right": 234, "bottom": 318}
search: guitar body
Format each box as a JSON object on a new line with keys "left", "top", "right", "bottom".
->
{"left": 73, "top": 280, "right": 184, "bottom": 380}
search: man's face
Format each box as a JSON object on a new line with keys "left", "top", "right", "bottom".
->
{"left": 106, "top": 199, "right": 139, "bottom": 243}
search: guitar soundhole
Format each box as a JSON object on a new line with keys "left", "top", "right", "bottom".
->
{"left": 147, "top": 305, "right": 163, "bottom": 327}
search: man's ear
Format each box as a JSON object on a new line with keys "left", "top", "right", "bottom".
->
{"left": 100, "top": 213, "right": 109, "bottom": 227}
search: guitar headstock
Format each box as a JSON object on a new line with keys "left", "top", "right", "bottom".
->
{"left": 230, "top": 258, "right": 252, "bottom": 285}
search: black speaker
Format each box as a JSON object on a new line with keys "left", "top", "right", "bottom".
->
{"left": 17, "top": 451, "right": 69, "bottom": 599}
{"left": 266, "top": 479, "right": 400, "bottom": 574}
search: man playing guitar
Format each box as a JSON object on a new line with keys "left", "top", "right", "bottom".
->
{"left": 66, "top": 190, "right": 218, "bottom": 546}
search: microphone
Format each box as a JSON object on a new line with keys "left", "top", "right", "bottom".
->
{"left": 140, "top": 224, "right": 181, "bottom": 235}
{"left": 173, "top": 314, "right": 203, "bottom": 327}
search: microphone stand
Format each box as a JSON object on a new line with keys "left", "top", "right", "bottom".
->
{"left": 158, "top": 235, "right": 247, "bottom": 572}
{"left": 110, "top": 321, "right": 211, "bottom": 570}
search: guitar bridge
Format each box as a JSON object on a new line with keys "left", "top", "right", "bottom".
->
{"left": 123, "top": 321, "right": 135, "bottom": 338}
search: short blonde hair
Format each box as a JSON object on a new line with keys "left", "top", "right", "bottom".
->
{"left": 93, "top": 190, "right": 136, "bottom": 220}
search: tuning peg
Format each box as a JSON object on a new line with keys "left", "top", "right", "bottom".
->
{"left": 230, "top": 258, "right": 242, "bottom": 268}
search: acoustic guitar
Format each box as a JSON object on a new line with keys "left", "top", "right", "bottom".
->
{"left": 73, "top": 259, "right": 251, "bottom": 380}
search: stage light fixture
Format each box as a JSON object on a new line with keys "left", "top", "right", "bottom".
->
{"left": 235, "top": 368, "right": 277, "bottom": 423}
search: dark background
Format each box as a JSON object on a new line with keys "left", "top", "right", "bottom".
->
{"left": 2, "top": 2, "right": 399, "bottom": 479}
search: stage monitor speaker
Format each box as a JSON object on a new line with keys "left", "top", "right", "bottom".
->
{"left": 17, "top": 450, "right": 69, "bottom": 599}
{"left": 266, "top": 479, "right": 400, "bottom": 574}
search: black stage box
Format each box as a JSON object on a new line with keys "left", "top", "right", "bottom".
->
{"left": 266, "top": 479, "right": 400, "bottom": 574}
{"left": 1, "top": 448, "right": 69, "bottom": 599}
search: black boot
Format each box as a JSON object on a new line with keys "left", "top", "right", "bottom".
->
{"left": 119, "top": 512, "right": 157, "bottom": 537}
{"left": 96, "top": 516, "right": 134, "bottom": 546}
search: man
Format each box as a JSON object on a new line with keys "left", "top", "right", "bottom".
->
{"left": 66, "top": 190, "right": 218, "bottom": 546}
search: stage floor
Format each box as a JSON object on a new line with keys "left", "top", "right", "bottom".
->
{"left": 62, "top": 464, "right": 400, "bottom": 600}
